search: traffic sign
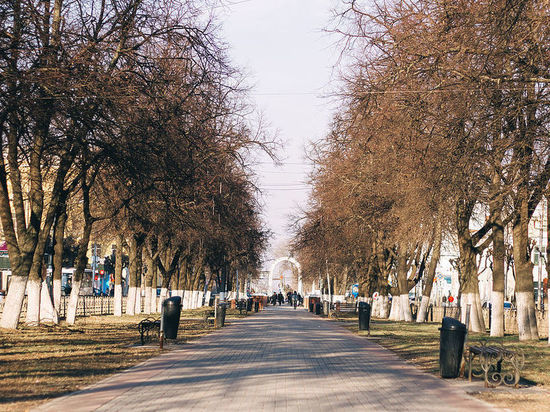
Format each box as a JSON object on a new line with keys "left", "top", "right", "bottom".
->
{"left": 373, "top": 291, "right": 379, "bottom": 299}
{"left": 351, "top": 284, "right": 359, "bottom": 298}
{"left": 448, "top": 296, "right": 454, "bottom": 303}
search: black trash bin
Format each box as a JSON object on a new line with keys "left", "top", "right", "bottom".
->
{"left": 358, "top": 302, "right": 371, "bottom": 331}
{"left": 162, "top": 296, "right": 182, "bottom": 339}
{"left": 254, "top": 300, "right": 259, "bottom": 312}
{"left": 439, "top": 317, "right": 467, "bottom": 378}
{"left": 314, "top": 302, "right": 321, "bottom": 315}
{"left": 215, "top": 303, "right": 227, "bottom": 328}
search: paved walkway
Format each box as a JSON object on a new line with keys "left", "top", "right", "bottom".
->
{"left": 35, "top": 306, "right": 501, "bottom": 411}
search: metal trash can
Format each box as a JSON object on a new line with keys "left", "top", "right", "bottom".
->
{"left": 314, "top": 302, "right": 321, "bottom": 315}
{"left": 439, "top": 317, "right": 467, "bottom": 378}
{"left": 358, "top": 302, "right": 371, "bottom": 331}
{"left": 216, "top": 302, "right": 227, "bottom": 328}
{"left": 162, "top": 296, "right": 182, "bottom": 339}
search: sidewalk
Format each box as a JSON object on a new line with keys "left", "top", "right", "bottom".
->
{"left": 35, "top": 305, "right": 502, "bottom": 411}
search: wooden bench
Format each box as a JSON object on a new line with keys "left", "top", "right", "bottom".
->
{"left": 333, "top": 302, "right": 357, "bottom": 313}
{"left": 464, "top": 341, "right": 525, "bottom": 387}
{"left": 137, "top": 317, "right": 161, "bottom": 345}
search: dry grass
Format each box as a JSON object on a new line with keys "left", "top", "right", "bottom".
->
{"left": 330, "top": 314, "right": 550, "bottom": 411}
{"left": 0, "top": 306, "right": 250, "bottom": 411}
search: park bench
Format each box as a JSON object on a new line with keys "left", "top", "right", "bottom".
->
{"left": 464, "top": 341, "right": 525, "bottom": 388}
{"left": 333, "top": 302, "right": 357, "bottom": 313}
{"left": 138, "top": 317, "right": 161, "bottom": 345}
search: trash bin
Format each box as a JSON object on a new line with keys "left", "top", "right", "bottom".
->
{"left": 358, "top": 302, "right": 371, "bottom": 331}
{"left": 323, "top": 300, "right": 329, "bottom": 316}
{"left": 247, "top": 298, "right": 253, "bottom": 312}
{"left": 309, "top": 300, "right": 314, "bottom": 312}
{"left": 215, "top": 302, "right": 227, "bottom": 328}
{"left": 439, "top": 317, "right": 467, "bottom": 378}
{"left": 162, "top": 296, "right": 182, "bottom": 339}
{"left": 314, "top": 302, "right": 321, "bottom": 315}
{"left": 254, "top": 300, "right": 259, "bottom": 312}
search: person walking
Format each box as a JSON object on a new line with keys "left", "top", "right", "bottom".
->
{"left": 292, "top": 291, "right": 297, "bottom": 309}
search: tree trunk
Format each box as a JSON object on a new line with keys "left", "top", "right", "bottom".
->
{"left": 458, "top": 242, "right": 485, "bottom": 332}
{"left": 144, "top": 252, "right": 155, "bottom": 314}
{"left": 456, "top": 202, "right": 485, "bottom": 332}
{"left": 379, "top": 295, "right": 390, "bottom": 318}
{"left": 134, "top": 244, "right": 143, "bottom": 315}
{"left": 52, "top": 206, "right": 66, "bottom": 313}
{"left": 39, "top": 278, "right": 58, "bottom": 324}
{"left": 25, "top": 277, "right": 42, "bottom": 325}
{"left": 513, "top": 210, "right": 539, "bottom": 340}
{"left": 490, "top": 214, "right": 505, "bottom": 336}
{"left": 114, "top": 234, "right": 124, "bottom": 317}
{"left": 389, "top": 294, "right": 400, "bottom": 320}
{"left": 126, "top": 236, "right": 139, "bottom": 316}
{"left": 396, "top": 245, "right": 413, "bottom": 321}
{"left": 341, "top": 266, "right": 348, "bottom": 295}
{"left": 66, "top": 219, "right": 93, "bottom": 325}
{"left": 418, "top": 218, "right": 443, "bottom": 322}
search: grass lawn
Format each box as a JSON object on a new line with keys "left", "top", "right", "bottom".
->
{"left": 0, "top": 306, "right": 249, "bottom": 411}
{"left": 330, "top": 312, "right": 550, "bottom": 412}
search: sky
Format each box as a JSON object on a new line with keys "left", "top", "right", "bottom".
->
{"left": 217, "top": 0, "right": 339, "bottom": 262}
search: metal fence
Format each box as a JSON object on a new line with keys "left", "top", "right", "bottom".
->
{"left": 418, "top": 305, "right": 548, "bottom": 336}
{"left": 0, "top": 296, "right": 164, "bottom": 319}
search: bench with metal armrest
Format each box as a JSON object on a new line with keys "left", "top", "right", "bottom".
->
{"left": 464, "top": 341, "right": 525, "bottom": 388}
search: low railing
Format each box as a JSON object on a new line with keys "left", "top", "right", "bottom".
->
{"left": 0, "top": 296, "right": 163, "bottom": 319}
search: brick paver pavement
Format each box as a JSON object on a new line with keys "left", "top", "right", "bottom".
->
{"left": 35, "top": 306, "right": 502, "bottom": 411}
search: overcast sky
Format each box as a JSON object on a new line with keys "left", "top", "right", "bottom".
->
{"left": 218, "top": 0, "right": 339, "bottom": 262}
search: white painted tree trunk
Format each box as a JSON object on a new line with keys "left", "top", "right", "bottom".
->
{"left": 144, "top": 286, "right": 152, "bottom": 314}
{"left": 516, "top": 291, "right": 539, "bottom": 341}
{"left": 371, "top": 299, "right": 380, "bottom": 318}
{"left": 192, "top": 291, "right": 199, "bottom": 309}
{"left": 389, "top": 296, "right": 400, "bottom": 320}
{"left": 460, "top": 292, "right": 485, "bottom": 332}
{"left": 66, "top": 280, "right": 81, "bottom": 325}
{"left": 379, "top": 296, "right": 390, "bottom": 318}
{"left": 490, "top": 291, "right": 504, "bottom": 337}
{"left": 40, "top": 280, "right": 58, "bottom": 324}
{"left": 183, "top": 290, "right": 192, "bottom": 309}
{"left": 197, "top": 291, "right": 204, "bottom": 308}
{"left": 400, "top": 294, "right": 413, "bottom": 321}
{"left": 53, "top": 278, "right": 62, "bottom": 313}
{"left": 158, "top": 288, "right": 168, "bottom": 312}
{"left": 114, "top": 284, "right": 123, "bottom": 317}
{"left": 0, "top": 276, "right": 28, "bottom": 329}
{"left": 25, "top": 279, "right": 41, "bottom": 325}
{"left": 416, "top": 295, "right": 431, "bottom": 323}
{"left": 134, "top": 288, "right": 142, "bottom": 314}
{"left": 126, "top": 286, "right": 137, "bottom": 316}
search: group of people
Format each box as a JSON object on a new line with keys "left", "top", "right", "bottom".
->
{"left": 270, "top": 291, "right": 303, "bottom": 308}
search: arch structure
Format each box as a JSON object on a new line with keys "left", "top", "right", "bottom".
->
{"left": 269, "top": 257, "right": 302, "bottom": 295}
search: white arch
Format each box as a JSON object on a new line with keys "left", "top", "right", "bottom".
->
{"left": 269, "top": 257, "right": 302, "bottom": 295}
